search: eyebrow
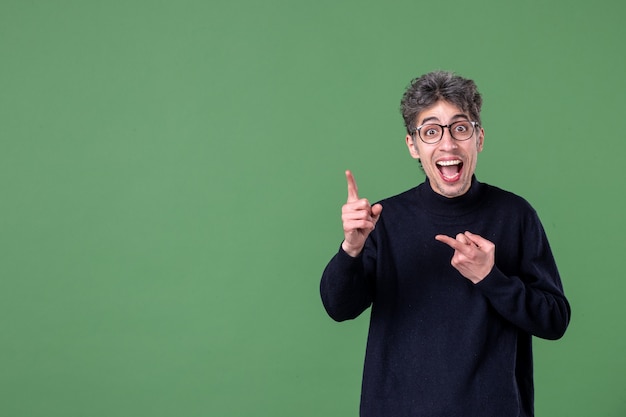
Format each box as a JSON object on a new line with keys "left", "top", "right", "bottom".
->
{"left": 419, "top": 113, "right": 469, "bottom": 125}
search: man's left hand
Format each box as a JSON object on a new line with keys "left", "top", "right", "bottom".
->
{"left": 435, "top": 231, "right": 495, "bottom": 284}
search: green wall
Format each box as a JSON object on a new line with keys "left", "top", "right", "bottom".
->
{"left": 1, "top": 1, "right": 624, "bottom": 416}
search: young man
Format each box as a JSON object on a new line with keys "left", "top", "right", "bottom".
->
{"left": 320, "top": 71, "right": 570, "bottom": 417}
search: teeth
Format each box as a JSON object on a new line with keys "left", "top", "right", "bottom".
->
{"left": 436, "top": 160, "right": 461, "bottom": 166}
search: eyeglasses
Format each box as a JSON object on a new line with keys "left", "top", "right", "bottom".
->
{"left": 412, "top": 120, "right": 479, "bottom": 144}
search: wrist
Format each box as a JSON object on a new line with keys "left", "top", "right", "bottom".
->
{"left": 341, "top": 241, "right": 363, "bottom": 258}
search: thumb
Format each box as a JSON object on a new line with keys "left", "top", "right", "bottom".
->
{"left": 464, "top": 231, "right": 488, "bottom": 245}
{"left": 371, "top": 203, "right": 383, "bottom": 221}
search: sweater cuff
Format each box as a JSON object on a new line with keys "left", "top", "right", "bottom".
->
{"left": 337, "top": 243, "right": 364, "bottom": 261}
{"left": 473, "top": 265, "right": 510, "bottom": 293}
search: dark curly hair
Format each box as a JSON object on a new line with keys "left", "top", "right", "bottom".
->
{"left": 400, "top": 71, "right": 483, "bottom": 134}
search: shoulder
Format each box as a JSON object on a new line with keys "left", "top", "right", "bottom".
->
{"left": 479, "top": 181, "right": 539, "bottom": 218}
{"left": 366, "top": 187, "right": 421, "bottom": 230}
{"left": 376, "top": 186, "right": 420, "bottom": 210}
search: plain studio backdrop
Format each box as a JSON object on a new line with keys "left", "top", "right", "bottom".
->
{"left": 1, "top": 0, "right": 624, "bottom": 416}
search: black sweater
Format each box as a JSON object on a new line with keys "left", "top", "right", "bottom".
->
{"left": 320, "top": 177, "right": 570, "bottom": 417}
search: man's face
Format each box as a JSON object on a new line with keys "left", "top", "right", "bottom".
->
{"left": 405, "top": 100, "right": 484, "bottom": 198}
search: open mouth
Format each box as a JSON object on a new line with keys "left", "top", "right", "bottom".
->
{"left": 436, "top": 159, "right": 463, "bottom": 182}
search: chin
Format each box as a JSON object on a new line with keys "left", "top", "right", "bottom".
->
{"left": 435, "top": 179, "right": 471, "bottom": 198}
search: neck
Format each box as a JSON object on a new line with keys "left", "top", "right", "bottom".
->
{"left": 418, "top": 176, "right": 484, "bottom": 217}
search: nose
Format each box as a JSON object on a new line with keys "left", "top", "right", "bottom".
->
{"left": 438, "top": 126, "right": 457, "bottom": 149}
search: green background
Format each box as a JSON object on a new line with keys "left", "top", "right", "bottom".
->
{"left": 1, "top": 0, "right": 624, "bottom": 416}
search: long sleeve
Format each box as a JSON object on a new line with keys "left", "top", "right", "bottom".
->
{"left": 474, "top": 209, "right": 571, "bottom": 340}
{"left": 320, "top": 246, "right": 374, "bottom": 322}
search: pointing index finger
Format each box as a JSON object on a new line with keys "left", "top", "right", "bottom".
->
{"left": 346, "top": 170, "right": 359, "bottom": 202}
{"left": 435, "top": 234, "right": 458, "bottom": 249}
{"left": 435, "top": 234, "right": 469, "bottom": 252}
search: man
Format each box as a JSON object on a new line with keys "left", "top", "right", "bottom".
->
{"left": 320, "top": 71, "right": 570, "bottom": 417}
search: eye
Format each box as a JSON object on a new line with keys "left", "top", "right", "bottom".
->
{"left": 453, "top": 122, "right": 469, "bottom": 132}
{"left": 423, "top": 125, "right": 441, "bottom": 137}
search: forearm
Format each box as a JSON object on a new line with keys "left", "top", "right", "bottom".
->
{"left": 320, "top": 247, "right": 373, "bottom": 322}
{"left": 475, "top": 266, "right": 570, "bottom": 340}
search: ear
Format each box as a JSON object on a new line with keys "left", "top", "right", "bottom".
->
{"left": 476, "top": 127, "right": 485, "bottom": 152}
{"left": 406, "top": 134, "right": 420, "bottom": 159}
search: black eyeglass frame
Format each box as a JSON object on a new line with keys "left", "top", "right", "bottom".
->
{"left": 412, "top": 120, "right": 480, "bottom": 144}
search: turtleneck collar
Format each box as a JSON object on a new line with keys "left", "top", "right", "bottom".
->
{"left": 416, "top": 175, "right": 486, "bottom": 217}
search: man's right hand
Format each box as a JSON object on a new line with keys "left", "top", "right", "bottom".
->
{"left": 341, "top": 170, "right": 383, "bottom": 257}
